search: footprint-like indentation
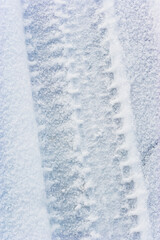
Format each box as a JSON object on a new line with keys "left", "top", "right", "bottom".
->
{"left": 112, "top": 102, "right": 121, "bottom": 114}
{"left": 106, "top": 71, "right": 114, "bottom": 80}
{"left": 113, "top": 118, "right": 123, "bottom": 129}
{"left": 109, "top": 87, "right": 117, "bottom": 98}
{"left": 105, "top": 111, "right": 113, "bottom": 124}
{"left": 124, "top": 180, "right": 134, "bottom": 193}
{"left": 99, "top": 27, "right": 108, "bottom": 37}
{"left": 120, "top": 207, "right": 128, "bottom": 215}
{"left": 27, "top": 51, "right": 37, "bottom": 61}
{"left": 127, "top": 198, "right": 137, "bottom": 210}
{"left": 123, "top": 166, "right": 130, "bottom": 178}
{"left": 117, "top": 134, "right": 125, "bottom": 145}
{"left": 116, "top": 149, "right": 128, "bottom": 161}
{"left": 112, "top": 157, "right": 120, "bottom": 166}
{"left": 131, "top": 231, "right": 141, "bottom": 240}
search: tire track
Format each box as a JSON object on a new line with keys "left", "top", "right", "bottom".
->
{"left": 102, "top": 2, "right": 152, "bottom": 240}
{"left": 21, "top": 0, "right": 152, "bottom": 239}
{"left": 22, "top": 1, "right": 98, "bottom": 239}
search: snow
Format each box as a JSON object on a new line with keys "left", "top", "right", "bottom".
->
{"left": 0, "top": 0, "right": 159, "bottom": 239}
{"left": 115, "top": 0, "right": 160, "bottom": 239}
{"left": 0, "top": 0, "right": 51, "bottom": 239}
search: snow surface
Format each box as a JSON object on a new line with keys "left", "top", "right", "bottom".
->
{"left": 115, "top": 1, "right": 160, "bottom": 239}
{"left": 0, "top": 0, "right": 51, "bottom": 239}
{"left": 0, "top": 0, "right": 159, "bottom": 239}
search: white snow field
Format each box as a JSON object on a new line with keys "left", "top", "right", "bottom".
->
{"left": 0, "top": 0, "right": 51, "bottom": 239}
{"left": 0, "top": 0, "right": 159, "bottom": 240}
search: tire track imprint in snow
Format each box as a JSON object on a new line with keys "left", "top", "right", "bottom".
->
{"left": 21, "top": 0, "right": 152, "bottom": 239}
{"left": 102, "top": 2, "right": 153, "bottom": 240}
{"left": 21, "top": 1, "right": 97, "bottom": 239}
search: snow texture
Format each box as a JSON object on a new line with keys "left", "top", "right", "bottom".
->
{"left": 115, "top": 1, "right": 160, "bottom": 239}
{"left": 0, "top": 0, "right": 159, "bottom": 240}
{"left": 0, "top": 0, "right": 51, "bottom": 239}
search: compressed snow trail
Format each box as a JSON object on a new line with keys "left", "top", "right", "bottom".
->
{"left": 0, "top": 0, "right": 51, "bottom": 240}
{"left": 21, "top": 0, "right": 153, "bottom": 240}
{"left": 115, "top": 1, "right": 160, "bottom": 240}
